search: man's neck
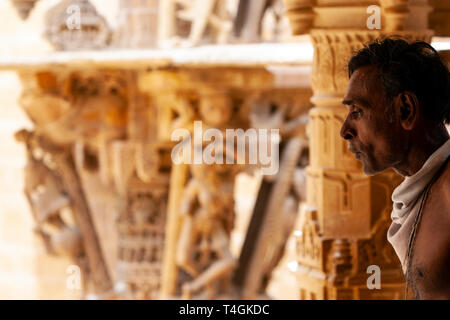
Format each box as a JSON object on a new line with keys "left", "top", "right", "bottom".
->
{"left": 395, "top": 124, "right": 449, "bottom": 177}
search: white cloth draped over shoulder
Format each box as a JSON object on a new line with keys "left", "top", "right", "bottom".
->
{"left": 387, "top": 139, "right": 450, "bottom": 273}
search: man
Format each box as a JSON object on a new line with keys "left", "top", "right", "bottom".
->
{"left": 340, "top": 38, "right": 450, "bottom": 299}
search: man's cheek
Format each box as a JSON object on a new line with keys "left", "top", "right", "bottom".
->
{"left": 356, "top": 124, "right": 374, "bottom": 148}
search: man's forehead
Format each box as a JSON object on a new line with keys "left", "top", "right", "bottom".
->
{"left": 344, "top": 66, "right": 381, "bottom": 102}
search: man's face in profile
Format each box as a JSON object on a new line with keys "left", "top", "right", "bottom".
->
{"left": 340, "top": 65, "right": 407, "bottom": 176}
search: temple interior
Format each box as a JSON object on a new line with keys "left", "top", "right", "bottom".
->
{"left": 0, "top": 0, "right": 449, "bottom": 300}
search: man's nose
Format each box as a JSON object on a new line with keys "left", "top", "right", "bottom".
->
{"left": 340, "top": 117, "right": 356, "bottom": 140}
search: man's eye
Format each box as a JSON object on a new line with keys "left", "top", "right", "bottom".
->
{"left": 350, "top": 110, "right": 362, "bottom": 119}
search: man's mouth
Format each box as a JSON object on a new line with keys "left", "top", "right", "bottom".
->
{"left": 348, "top": 145, "right": 363, "bottom": 159}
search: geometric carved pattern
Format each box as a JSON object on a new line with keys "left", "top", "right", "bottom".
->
{"left": 307, "top": 168, "right": 371, "bottom": 239}
{"left": 308, "top": 106, "right": 360, "bottom": 171}
{"left": 117, "top": 184, "right": 168, "bottom": 300}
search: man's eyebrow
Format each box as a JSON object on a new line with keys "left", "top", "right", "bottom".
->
{"left": 342, "top": 99, "right": 353, "bottom": 106}
{"left": 342, "top": 98, "right": 370, "bottom": 108}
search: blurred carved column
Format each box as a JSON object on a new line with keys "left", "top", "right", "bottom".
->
{"left": 15, "top": 67, "right": 175, "bottom": 300}
{"left": 429, "top": 0, "right": 450, "bottom": 37}
{"left": 14, "top": 65, "right": 177, "bottom": 300}
{"left": 138, "top": 68, "right": 274, "bottom": 299}
{"left": 111, "top": 138, "right": 172, "bottom": 299}
{"left": 101, "top": 71, "right": 174, "bottom": 300}
{"left": 232, "top": 79, "right": 312, "bottom": 299}
{"left": 113, "top": 0, "right": 160, "bottom": 48}
{"left": 283, "top": 0, "right": 433, "bottom": 299}
{"left": 15, "top": 70, "right": 125, "bottom": 297}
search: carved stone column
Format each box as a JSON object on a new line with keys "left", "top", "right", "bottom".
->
{"left": 429, "top": 0, "right": 450, "bottom": 37}
{"left": 283, "top": 0, "right": 433, "bottom": 299}
{"left": 99, "top": 71, "right": 174, "bottom": 300}
{"left": 15, "top": 67, "right": 177, "bottom": 299}
{"left": 113, "top": 0, "right": 160, "bottom": 48}
{"left": 15, "top": 70, "right": 123, "bottom": 296}
{"left": 112, "top": 143, "right": 172, "bottom": 299}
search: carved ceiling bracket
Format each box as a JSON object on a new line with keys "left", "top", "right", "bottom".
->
{"left": 10, "top": 0, "right": 40, "bottom": 20}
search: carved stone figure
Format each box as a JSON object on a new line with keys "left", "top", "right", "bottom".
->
{"left": 15, "top": 129, "right": 89, "bottom": 294}
{"left": 159, "top": 0, "right": 235, "bottom": 47}
{"left": 234, "top": 0, "right": 289, "bottom": 42}
{"left": 176, "top": 163, "right": 237, "bottom": 299}
{"left": 234, "top": 137, "right": 308, "bottom": 298}
{"left": 230, "top": 91, "right": 310, "bottom": 298}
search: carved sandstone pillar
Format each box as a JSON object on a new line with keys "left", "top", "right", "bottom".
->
{"left": 15, "top": 70, "right": 121, "bottom": 296}
{"left": 428, "top": 0, "right": 450, "bottom": 37}
{"left": 283, "top": 0, "right": 433, "bottom": 299}
{"left": 113, "top": 0, "right": 160, "bottom": 48}
{"left": 15, "top": 66, "right": 178, "bottom": 299}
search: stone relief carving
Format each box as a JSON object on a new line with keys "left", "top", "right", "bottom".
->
{"left": 234, "top": 0, "right": 290, "bottom": 42}
{"left": 117, "top": 183, "right": 168, "bottom": 299}
{"left": 159, "top": 0, "right": 236, "bottom": 47}
{"left": 231, "top": 92, "right": 311, "bottom": 299}
{"left": 171, "top": 87, "right": 244, "bottom": 299}
{"left": 16, "top": 129, "right": 79, "bottom": 258}
{"left": 176, "top": 163, "right": 238, "bottom": 299}
{"left": 15, "top": 129, "right": 112, "bottom": 296}
{"left": 16, "top": 70, "right": 145, "bottom": 298}
{"left": 295, "top": 208, "right": 324, "bottom": 270}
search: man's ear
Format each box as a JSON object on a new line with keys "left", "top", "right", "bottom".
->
{"left": 394, "top": 91, "right": 419, "bottom": 130}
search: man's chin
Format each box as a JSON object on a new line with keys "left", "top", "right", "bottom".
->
{"left": 362, "top": 168, "right": 377, "bottom": 176}
{"left": 361, "top": 162, "right": 386, "bottom": 176}
{"left": 353, "top": 153, "right": 382, "bottom": 176}
{"left": 361, "top": 161, "right": 378, "bottom": 176}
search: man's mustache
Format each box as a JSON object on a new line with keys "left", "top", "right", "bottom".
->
{"left": 348, "top": 143, "right": 361, "bottom": 154}
{"left": 348, "top": 144, "right": 364, "bottom": 161}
